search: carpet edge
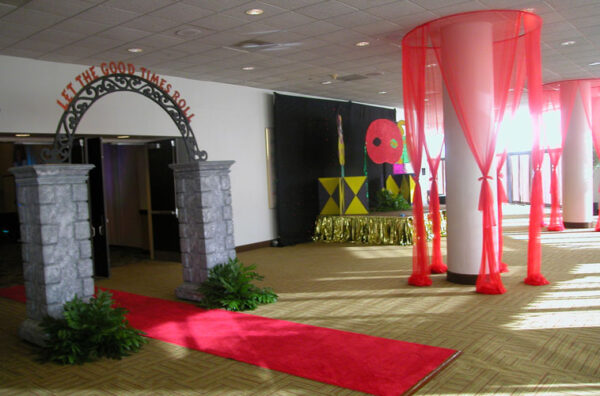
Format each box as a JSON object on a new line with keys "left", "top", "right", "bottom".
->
{"left": 403, "top": 350, "right": 462, "bottom": 396}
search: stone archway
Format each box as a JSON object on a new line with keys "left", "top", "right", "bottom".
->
{"left": 11, "top": 72, "right": 235, "bottom": 346}
{"left": 42, "top": 73, "right": 207, "bottom": 163}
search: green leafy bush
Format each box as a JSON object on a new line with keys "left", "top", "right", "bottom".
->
{"left": 39, "top": 291, "right": 147, "bottom": 365}
{"left": 198, "top": 258, "right": 278, "bottom": 311}
{"left": 375, "top": 188, "right": 412, "bottom": 211}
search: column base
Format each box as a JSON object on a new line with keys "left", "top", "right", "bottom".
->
{"left": 447, "top": 271, "right": 478, "bottom": 285}
{"left": 175, "top": 282, "right": 205, "bottom": 302}
{"left": 19, "top": 318, "right": 47, "bottom": 347}
{"left": 564, "top": 221, "right": 593, "bottom": 229}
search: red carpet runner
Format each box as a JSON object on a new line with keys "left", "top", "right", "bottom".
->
{"left": 1, "top": 285, "right": 459, "bottom": 396}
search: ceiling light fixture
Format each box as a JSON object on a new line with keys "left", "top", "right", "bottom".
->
{"left": 127, "top": 47, "right": 143, "bottom": 53}
{"left": 589, "top": 61, "right": 600, "bottom": 66}
{"left": 321, "top": 81, "right": 332, "bottom": 85}
{"left": 522, "top": 8, "right": 535, "bottom": 12}
{"left": 378, "top": 91, "right": 387, "bottom": 94}
{"left": 245, "top": 8, "right": 263, "bottom": 15}
{"left": 242, "top": 66, "right": 255, "bottom": 71}
{"left": 117, "top": 135, "right": 130, "bottom": 139}
{"left": 355, "top": 41, "right": 370, "bottom": 47}
{"left": 15, "top": 133, "right": 30, "bottom": 137}
{"left": 561, "top": 40, "right": 576, "bottom": 46}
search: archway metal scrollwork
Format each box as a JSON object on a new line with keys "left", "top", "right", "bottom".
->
{"left": 42, "top": 73, "right": 207, "bottom": 163}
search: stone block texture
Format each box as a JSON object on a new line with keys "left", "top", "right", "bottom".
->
{"left": 170, "top": 161, "right": 236, "bottom": 302}
{"left": 10, "top": 164, "right": 94, "bottom": 346}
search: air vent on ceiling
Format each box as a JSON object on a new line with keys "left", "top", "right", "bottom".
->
{"left": 337, "top": 74, "right": 368, "bottom": 82}
{"left": 233, "top": 39, "right": 276, "bottom": 51}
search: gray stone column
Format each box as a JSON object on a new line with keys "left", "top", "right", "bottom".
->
{"left": 10, "top": 164, "right": 95, "bottom": 346}
{"left": 171, "top": 160, "right": 236, "bottom": 301}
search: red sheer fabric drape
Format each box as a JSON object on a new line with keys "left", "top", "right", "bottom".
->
{"left": 424, "top": 64, "right": 446, "bottom": 274}
{"left": 403, "top": 10, "right": 544, "bottom": 294}
{"left": 547, "top": 148, "right": 564, "bottom": 231}
{"left": 496, "top": 151, "right": 508, "bottom": 273}
{"left": 594, "top": 95, "right": 600, "bottom": 230}
{"left": 402, "top": 29, "right": 431, "bottom": 286}
{"left": 544, "top": 79, "right": 600, "bottom": 232}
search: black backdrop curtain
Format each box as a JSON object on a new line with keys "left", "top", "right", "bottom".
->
{"left": 273, "top": 93, "right": 396, "bottom": 246}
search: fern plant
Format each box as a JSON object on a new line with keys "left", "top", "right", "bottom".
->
{"left": 198, "top": 258, "right": 278, "bottom": 311}
{"left": 375, "top": 188, "right": 412, "bottom": 211}
{"left": 39, "top": 291, "right": 147, "bottom": 365}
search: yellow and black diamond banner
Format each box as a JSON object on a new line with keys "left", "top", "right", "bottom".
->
{"left": 343, "top": 176, "right": 368, "bottom": 215}
{"left": 319, "top": 176, "right": 368, "bottom": 215}
{"left": 318, "top": 177, "right": 341, "bottom": 215}
{"left": 386, "top": 174, "right": 415, "bottom": 204}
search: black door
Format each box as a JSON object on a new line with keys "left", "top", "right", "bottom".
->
{"left": 85, "top": 137, "right": 111, "bottom": 277}
{"left": 147, "top": 139, "right": 180, "bottom": 260}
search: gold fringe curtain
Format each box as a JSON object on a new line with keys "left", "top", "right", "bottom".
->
{"left": 313, "top": 212, "right": 446, "bottom": 246}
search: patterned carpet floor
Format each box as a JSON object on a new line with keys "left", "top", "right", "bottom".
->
{"left": 1, "top": 204, "right": 599, "bottom": 395}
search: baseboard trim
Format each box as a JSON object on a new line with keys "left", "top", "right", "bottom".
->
{"left": 236, "top": 240, "right": 272, "bottom": 253}
{"left": 564, "top": 221, "right": 593, "bottom": 229}
{"left": 447, "top": 271, "right": 478, "bottom": 285}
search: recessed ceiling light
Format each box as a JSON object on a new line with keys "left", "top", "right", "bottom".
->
{"left": 242, "top": 66, "right": 255, "bottom": 71}
{"left": 128, "top": 47, "right": 143, "bottom": 53}
{"left": 522, "top": 7, "right": 535, "bottom": 12}
{"left": 378, "top": 91, "right": 387, "bottom": 94}
{"left": 589, "top": 61, "right": 600, "bottom": 66}
{"left": 561, "top": 40, "right": 576, "bottom": 46}
{"left": 117, "top": 135, "right": 130, "bottom": 139}
{"left": 355, "top": 41, "right": 370, "bottom": 47}
{"left": 15, "top": 133, "right": 30, "bottom": 137}
{"left": 245, "top": 8, "right": 263, "bottom": 15}
{"left": 175, "top": 28, "right": 202, "bottom": 37}
{"left": 321, "top": 81, "right": 332, "bottom": 85}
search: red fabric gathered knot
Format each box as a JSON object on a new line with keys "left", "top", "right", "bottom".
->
{"left": 497, "top": 172, "right": 504, "bottom": 179}
{"left": 478, "top": 175, "right": 493, "bottom": 182}
{"left": 429, "top": 176, "right": 437, "bottom": 182}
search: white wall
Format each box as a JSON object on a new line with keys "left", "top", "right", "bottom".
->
{"left": 0, "top": 55, "right": 276, "bottom": 246}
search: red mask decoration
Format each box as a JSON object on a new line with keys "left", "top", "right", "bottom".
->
{"left": 366, "top": 119, "right": 403, "bottom": 164}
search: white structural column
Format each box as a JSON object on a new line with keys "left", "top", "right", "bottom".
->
{"left": 441, "top": 21, "right": 497, "bottom": 284}
{"left": 562, "top": 82, "right": 593, "bottom": 228}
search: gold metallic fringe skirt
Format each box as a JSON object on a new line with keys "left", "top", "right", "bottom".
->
{"left": 312, "top": 212, "right": 446, "bottom": 246}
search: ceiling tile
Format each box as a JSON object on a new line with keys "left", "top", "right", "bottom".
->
{"left": 352, "top": 20, "right": 402, "bottom": 36}
{"left": 52, "top": 18, "right": 110, "bottom": 35}
{"left": 51, "top": 44, "right": 102, "bottom": 58}
{"left": 336, "top": 0, "right": 396, "bottom": 10}
{"left": 260, "top": 11, "right": 314, "bottom": 29}
{"left": 260, "top": 0, "right": 325, "bottom": 10}
{"left": 104, "top": 0, "right": 177, "bottom": 13}
{"left": 326, "top": 10, "right": 381, "bottom": 28}
{"left": 149, "top": 2, "right": 213, "bottom": 22}
{"left": 189, "top": 13, "right": 248, "bottom": 31}
{"left": 289, "top": 20, "right": 343, "bottom": 36}
{"left": 123, "top": 15, "right": 182, "bottom": 33}
{"left": 9, "top": 37, "right": 64, "bottom": 52}
{"left": 76, "top": 5, "right": 141, "bottom": 25}
{"left": 179, "top": 0, "right": 252, "bottom": 12}
{"left": 75, "top": 36, "right": 121, "bottom": 51}
{"left": 1, "top": 47, "right": 45, "bottom": 58}
{"left": 97, "top": 27, "right": 152, "bottom": 42}
{"left": 295, "top": 0, "right": 356, "bottom": 19}
{"left": 0, "top": 21, "right": 42, "bottom": 39}
{"left": 28, "top": 28, "right": 86, "bottom": 45}
{"left": 23, "top": 0, "right": 95, "bottom": 16}
{"left": 1, "top": 7, "right": 63, "bottom": 28}
{"left": 365, "top": 1, "right": 427, "bottom": 19}
{"left": 169, "top": 40, "right": 215, "bottom": 54}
